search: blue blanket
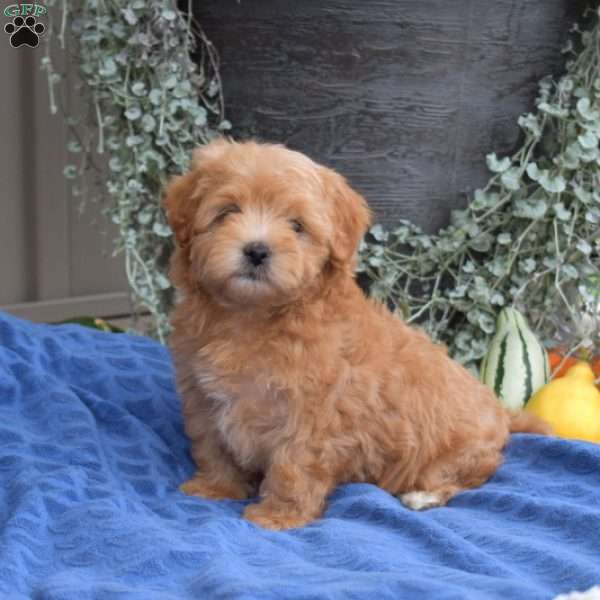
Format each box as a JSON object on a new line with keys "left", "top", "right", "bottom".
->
{"left": 0, "top": 310, "right": 598, "bottom": 599}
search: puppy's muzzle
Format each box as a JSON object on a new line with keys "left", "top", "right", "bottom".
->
{"left": 243, "top": 241, "right": 271, "bottom": 268}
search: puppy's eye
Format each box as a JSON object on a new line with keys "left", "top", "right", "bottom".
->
{"left": 290, "top": 219, "right": 304, "bottom": 234}
{"left": 214, "top": 204, "right": 241, "bottom": 223}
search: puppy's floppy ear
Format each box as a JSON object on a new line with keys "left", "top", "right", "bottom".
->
{"left": 320, "top": 167, "right": 372, "bottom": 268}
{"left": 163, "top": 138, "right": 232, "bottom": 247}
{"left": 163, "top": 170, "right": 202, "bottom": 248}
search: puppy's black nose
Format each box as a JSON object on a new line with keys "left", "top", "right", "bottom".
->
{"left": 243, "top": 242, "right": 271, "bottom": 267}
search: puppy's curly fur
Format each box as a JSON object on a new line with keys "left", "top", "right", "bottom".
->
{"left": 165, "top": 139, "right": 549, "bottom": 530}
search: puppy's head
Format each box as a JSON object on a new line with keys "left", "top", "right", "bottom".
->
{"left": 164, "top": 139, "right": 370, "bottom": 308}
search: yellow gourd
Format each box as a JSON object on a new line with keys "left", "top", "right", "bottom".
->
{"left": 525, "top": 361, "right": 600, "bottom": 443}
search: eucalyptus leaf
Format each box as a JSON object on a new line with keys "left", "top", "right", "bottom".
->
{"left": 126, "top": 134, "right": 144, "bottom": 146}
{"left": 131, "top": 81, "right": 146, "bottom": 96}
{"left": 108, "top": 157, "right": 122, "bottom": 172}
{"left": 472, "top": 189, "right": 498, "bottom": 210}
{"left": 487, "top": 257, "right": 509, "bottom": 277}
{"left": 141, "top": 114, "right": 156, "bottom": 132}
{"left": 490, "top": 292, "right": 505, "bottom": 306}
{"left": 518, "top": 113, "right": 542, "bottom": 137}
{"left": 392, "top": 225, "right": 411, "bottom": 243}
{"left": 526, "top": 162, "right": 540, "bottom": 181}
{"left": 155, "top": 273, "right": 172, "bottom": 290}
{"left": 124, "top": 106, "right": 141, "bottom": 120}
{"left": 560, "top": 142, "right": 581, "bottom": 169}
{"left": 122, "top": 7, "right": 137, "bottom": 25}
{"left": 194, "top": 109, "right": 208, "bottom": 126}
{"left": 63, "top": 165, "right": 78, "bottom": 179}
{"left": 577, "top": 96, "right": 599, "bottom": 120}
{"left": 576, "top": 239, "right": 592, "bottom": 255}
{"left": 579, "top": 145, "right": 599, "bottom": 162}
{"left": 486, "top": 153, "right": 511, "bottom": 173}
{"left": 468, "top": 232, "right": 494, "bottom": 253}
{"left": 578, "top": 130, "right": 598, "bottom": 149}
{"left": 149, "top": 89, "right": 163, "bottom": 105}
{"left": 538, "top": 173, "right": 566, "bottom": 193}
{"left": 99, "top": 58, "right": 117, "bottom": 77}
{"left": 67, "top": 140, "right": 82, "bottom": 153}
{"left": 573, "top": 184, "right": 591, "bottom": 203}
{"left": 447, "top": 285, "right": 467, "bottom": 299}
{"left": 207, "top": 79, "right": 219, "bottom": 97}
{"left": 519, "top": 258, "right": 536, "bottom": 273}
{"left": 367, "top": 255, "right": 383, "bottom": 267}
{"left": 514, "top": 198, "right": 548, "bottom": 219}
{"left": 370, "top": 224, "right": 388, "bottom": 242}
{"left": 137, "top": 209, "right": 154, "bottom": 225}
{"left": 562, "top": 264, "right": 579, "bottom": 279}
{"left": 477, "top": 312, "right": 496, "bottom": 334}
{"left": 163, "top": 75, "right": 178, "bottom": 89}
{"left": 538, "top": 101, "right": 569, "bottom": 118}
{"left": 152, "top": 222, "right": 172, "bottom": 237}
{"left": 543, "top": 256, "right": 558, "bottom": 269}
{"left": 500, "top": 168, "right": 521, "bottom": 191}
{"left": 553, "top": 202, "right": 572, "bottom": 220}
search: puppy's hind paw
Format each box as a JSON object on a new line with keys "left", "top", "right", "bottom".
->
{"left": 399, "top": 491, "right": 444, "bottom": 511}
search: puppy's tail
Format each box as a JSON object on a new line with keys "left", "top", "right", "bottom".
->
{"left": 508, "top": 410, "right": 552, "bottom": 435}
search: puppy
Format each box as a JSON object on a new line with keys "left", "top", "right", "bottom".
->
{"left": 165, "top": 139, "right": 549, "bottom": 530}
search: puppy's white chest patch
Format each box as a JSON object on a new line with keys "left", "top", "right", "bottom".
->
{"left": 196, "top": 369, "right": 290, "bottom": 471}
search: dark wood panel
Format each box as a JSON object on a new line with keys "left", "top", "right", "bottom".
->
{"left": 195, "top": 0, "right": 584, "bottom": 232}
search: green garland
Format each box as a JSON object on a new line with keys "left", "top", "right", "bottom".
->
{"left": 46, "top": 3, "right": 599, "bottom": 362}
{"left": 358, "top": 8, "right": 600, "bottom": 370}
{"left": 43, "top": 0, "right": 228, "bottom": 341}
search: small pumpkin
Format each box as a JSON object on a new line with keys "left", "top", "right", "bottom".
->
{"left": 525, "top": 361, "right": 600, "bottom": 443}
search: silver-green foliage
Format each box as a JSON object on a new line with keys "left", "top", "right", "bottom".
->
{"left": 42, "top": 1, "right": 228, "bottom": 341}
{"left": 358, "top": 11, "right": 600, "bottom": 369}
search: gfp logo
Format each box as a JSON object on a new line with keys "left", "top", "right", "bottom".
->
{"left": 4, "top": 3, "right": 47, "bottom": 48}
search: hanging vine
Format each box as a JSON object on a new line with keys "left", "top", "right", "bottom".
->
{"left": 42, "top": 0, "right": 228, "bottom": 341}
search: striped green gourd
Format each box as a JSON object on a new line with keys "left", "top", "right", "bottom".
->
{"left": 480, "top": 307, "right": 550, "bottom": 411}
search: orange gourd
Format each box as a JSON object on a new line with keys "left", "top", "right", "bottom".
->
{"left": 548, "top": 350, "right": 578, "bottom": 379}
{"left": 548, "top": 349, "right": 600, "bottom": 387}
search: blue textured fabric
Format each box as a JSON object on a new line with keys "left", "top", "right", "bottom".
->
{"left": 0, "top": 310, "right": 599, "bottom": 599}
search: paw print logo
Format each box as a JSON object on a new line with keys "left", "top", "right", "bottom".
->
{"left": 4, "top": 15, "right": 45, "bottom": 48}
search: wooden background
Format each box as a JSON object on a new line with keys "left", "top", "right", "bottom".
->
{"left": 196, "top": 0, "right": 584, "bottom": 232}
{"left": 0, "top": 36, "right": 129, "bottom": 320}
{"left": 0, "top": 1, "right": 584, "bottom": 321}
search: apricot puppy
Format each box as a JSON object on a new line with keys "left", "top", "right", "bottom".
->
{"left": 165, "top": 139, "right": 548, "bottom": 530}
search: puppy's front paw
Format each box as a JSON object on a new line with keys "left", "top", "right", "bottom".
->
{"left": 243, "top": 503, "right": 315, "bottom": 530}
{"left": 180, "top": 475, "right": 250, "bottom": 500}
